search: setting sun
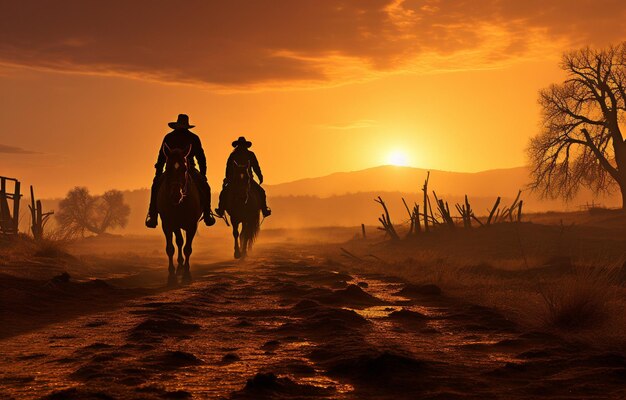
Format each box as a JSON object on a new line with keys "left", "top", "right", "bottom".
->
{"left": 387, "top": 150, "right": 409, "bottom": 167}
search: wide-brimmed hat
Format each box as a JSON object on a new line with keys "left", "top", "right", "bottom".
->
{"left": 232, "top": 136, "right": 252, "bottom": 148}
{"left": 168, "top": 114, "right": 195, "bottom": 130}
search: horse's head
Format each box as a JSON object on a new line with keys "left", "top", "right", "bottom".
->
{"left": 232, "top": 160, "right": 250, "bottom": 183}
{"left": 231, "top": 160, "right": 251, "bottom": 198}
{"left": 162, "top": 143, "right": 191, "bottom": 205}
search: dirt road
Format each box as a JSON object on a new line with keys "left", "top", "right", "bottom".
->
{"left": 1, "top": 246, "right": 625, "bottom": 399}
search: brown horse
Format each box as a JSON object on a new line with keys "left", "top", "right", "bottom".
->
{"left": 225, "top": 160, "right": 261, "bottom": 259}
{"left": 157, "top": 144, "right": 202, "bottom": 284}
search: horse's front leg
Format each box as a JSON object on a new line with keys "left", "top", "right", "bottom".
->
{"left": 163, "top": 227, "right": 177, "bottom": 286}
{"left": 233, "top": 222, "right": 241, "bottom": 259}
{"left": 174, "top": 229, "right": 184, "bottom": 276}
{"left": 182, "top": 226, "right": 196, "bottom": 284}
{"left": 241, "top": 222, "right": 248, "bottom": 259}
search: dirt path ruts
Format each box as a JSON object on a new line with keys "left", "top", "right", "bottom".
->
{"left": 0, "top": 248, "right": 625, "bottom": 399}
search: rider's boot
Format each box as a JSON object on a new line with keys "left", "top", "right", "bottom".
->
{"left": 204, "top": 205, "right": 216, "bottom": 226}
{"left": 214, "top": 186, "right": 228, "bottom": 218}
{"left": 145, "top": 207, "right": 158, "bottom": 228}
{"left": 258, "top": 185, "right": 271, "bottom": 217}
{"left": 259, "top": 190, "right": 272, "bottom": 217}
{"left": 197, "top": 174, "right": 216, "bottom": 227}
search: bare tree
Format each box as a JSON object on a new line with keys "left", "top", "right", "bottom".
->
{"left": 95, "top": 190, "right": 131, "bottom": 234}
{"left": 528, "top": 43, "right": 626, "bottom": 209}
{"left": 56, "top": 187, "right": 130, "bottom": 238}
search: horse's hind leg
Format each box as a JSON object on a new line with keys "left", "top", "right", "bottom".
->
{"left": 233, "top": 222, "right": 241, "bottom": 259}
{"left": 174, "top": 229, "right": 184, "bottom": 276}
{"left": 182, "top": 227, "right": 196, "bottom": 284}
{"left": 163, "top": 228, "right": 177, "bottom": 286}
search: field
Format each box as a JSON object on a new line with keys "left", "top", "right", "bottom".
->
{"left": 0, "top": 211, "right": 625, "bottom": 399}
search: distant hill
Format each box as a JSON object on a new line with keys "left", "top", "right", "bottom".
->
{"left": 33, "top": 165, "right": 621, "bottom": 234}
{"left": 264, "top": 165, "right": 530, "bottom": 198}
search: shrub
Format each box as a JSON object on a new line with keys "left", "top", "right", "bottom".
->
{"left": 538, "top": 267, "right": 615, "bottom": 330}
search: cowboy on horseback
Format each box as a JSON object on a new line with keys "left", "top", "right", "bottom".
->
{"left": 215, "top": 136, "right": 271, "bottom": 218}
{"left": 145, "top": 114, "right": 216, "bottom": 228}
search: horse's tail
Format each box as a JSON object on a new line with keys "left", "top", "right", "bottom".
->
{"left": 242, "top": 210, "right": 261, "bottom": 251}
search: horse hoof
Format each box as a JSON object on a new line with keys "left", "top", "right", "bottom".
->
{"left": 176, "top": 266, "right": 184, "bottom": 276}
{"left": 182, "top": 271, "right": 192, "bottom": 284}
{"left": 167, "top": 274, "right": 178, "bottom": 287}
{"left": 234, "top": 251, "right": 241, "bottom": 259}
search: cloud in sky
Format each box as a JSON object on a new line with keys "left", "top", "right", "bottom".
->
{"left": 1, "top": 0, "right": 625, "bottom": 88}
{"left": 0, "top": 144, "right": 39, "bottom": 154}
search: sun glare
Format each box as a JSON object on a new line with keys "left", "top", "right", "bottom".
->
{"left": 387, "top": 150, "right": 409, "bottom": 166}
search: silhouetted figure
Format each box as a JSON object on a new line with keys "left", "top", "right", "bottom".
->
{"left": 215, "top": 136, "right": 271, "bottom": 218}
{"left": 146, "top": 114, "right": 215, "bottom": 228}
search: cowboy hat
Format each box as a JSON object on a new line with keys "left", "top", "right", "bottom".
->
{"left": 168, "top": 114, "right": 195, "bottom": 129}
{"left": 232, "top": 136, "right": 252, "bottom": 148}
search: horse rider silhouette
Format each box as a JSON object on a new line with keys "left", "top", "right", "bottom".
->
{"left": 215, "top": 136, "right": 271, "bottom": 218}
{"left": 146, "top": 114, "right": 216, "bottom": 228}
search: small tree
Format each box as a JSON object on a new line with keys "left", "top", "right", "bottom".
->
{"left": 96, "top": 190, "right": 131, "bottom": 234}
{"left": 528, "top": 42, "right": 626, "bottom": 209}
{"left": 56, "top": 187, "right": 130, "bottom": 238}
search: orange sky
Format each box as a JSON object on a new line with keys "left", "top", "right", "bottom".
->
{"left": 1, "top": 1, "right": 626, "bottom": 197}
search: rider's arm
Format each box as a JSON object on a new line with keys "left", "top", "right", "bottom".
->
{"left": 251, "top": 152, "right": 263, "bottom": 184}
{"left": 154, "top": 139, "right": 166, "bottom": 177}
{"left": 195, "top": 136, "right": 207, "bottom": 176}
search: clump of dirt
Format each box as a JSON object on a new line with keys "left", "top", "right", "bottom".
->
{"left": 285, "top": 300, "right": 368, "bottom": 335}
{"left": 261, "top": 340, "right": 281, "bottom": 350}
{"left": 387, "top": 308, "right": 429, "bottom": 327}
{"left": 312, "top": 284, "right": 386, "bottom": 307}
{"left": 43, "top": 387, "right": 115, "bottom": 400}
{"left": 395, "top": 283, "right": 442, "bottom": 298}
{"left": 221, "top": 353, "right": 240, "bottom": 364}
{"left": 128, "top": 318, "right": 200, "bottom": 341}
{"left": 292, "top": 299, "right": 321, "bottom": 310}
{"left": 49, "top": 272, "right": 71, "bottom": 284}
{"left": 324, "top": 351, "right": 439, "bottom": 397}
{"left": 231, "top": 372, "right": 334, "bottom": 399}
{"left": 284, "top": 362, "right": 316, "bottom": 376}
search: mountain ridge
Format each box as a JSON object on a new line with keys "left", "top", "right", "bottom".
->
{"left": 263, "top": 164, "right": 531, "bottom": 198}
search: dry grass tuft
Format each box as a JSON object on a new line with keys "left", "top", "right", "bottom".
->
{"left": 0, "top": 233, "right": 70, "bottom": 260}
{"left": 32, "top": 238, "right": 69, "bottom": 258}
{"left": 537, "top": 267, "right": 616, "bottom": 330}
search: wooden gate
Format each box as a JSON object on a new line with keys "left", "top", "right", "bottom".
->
{"left": 0, "top": 176, "right": 21, "bottom": 235}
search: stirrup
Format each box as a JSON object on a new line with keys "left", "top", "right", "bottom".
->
{"left": 214, "top": 208, "right": 225, "bottom": 218}
{"left": 262, "top": 208, "right": 272, "bottom": 217}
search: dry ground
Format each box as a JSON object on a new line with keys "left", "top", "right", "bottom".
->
{"left": 0, "top": 215, "right": 624, "bottom": 399}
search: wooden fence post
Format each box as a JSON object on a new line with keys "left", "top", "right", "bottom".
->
{"left": 422, "top": 172, "right": 430, "bottom": 233}
{"left": 28, "top": 185, "right": 53, "bottom": 240}
{"left": 374, "top": 196, "right": 400, "bottom": 240}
